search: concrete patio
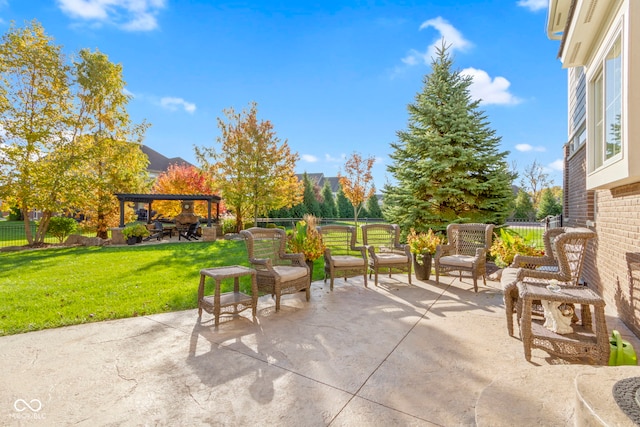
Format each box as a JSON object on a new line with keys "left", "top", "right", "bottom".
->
{"left": 2, "top": 272, "right": 639, "bottom": 425}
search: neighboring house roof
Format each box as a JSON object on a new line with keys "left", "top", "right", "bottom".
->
{"left": 296, "top": 173, "right": 341, "bottom": 193}
{"left": 141, "top": 145, "right": 193, "bottom": 176}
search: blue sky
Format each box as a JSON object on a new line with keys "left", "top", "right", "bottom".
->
{"left": 1, "top": 0, "right": 565, "bottom": 190}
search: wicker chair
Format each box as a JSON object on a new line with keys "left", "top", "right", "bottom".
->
{"left": 501, "top": 227, "right": 596, "bottom": 336}
{"left": 239, "top": 227, "right": 310, "bottom": 312}
{"left": 317, "top": 225, "right": 368, "bottom": 290}
{"left": 361, "top": 224, "right": 411, "bottom": 286}
{"left": 434, "top": 223, "right": 495, "bottom": 292}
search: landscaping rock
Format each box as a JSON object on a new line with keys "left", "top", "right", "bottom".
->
{"left": 64, "top": 234, "right": 108, "bottom": 247}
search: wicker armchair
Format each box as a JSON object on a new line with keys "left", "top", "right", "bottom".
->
{"left": 501, "top": 227, "right": 596, "bottom": 336}
{"left": 317, "top": 225, "right": 368, "bottom": 290}
{"left": 361, "top": 224, "right": 411, "bottom": 286}
{"left": 239, "top": 227, "right": 310, "bottom": 312}
{"left": 434, "top": 223, "right": 495, "bottom": 292}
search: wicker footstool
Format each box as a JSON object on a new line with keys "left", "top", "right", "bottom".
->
{"left": 198, "top": 266, "right": 258, "bottom": 326}
{"left": 518, "top": 282, "right": 609, "bottom": 365}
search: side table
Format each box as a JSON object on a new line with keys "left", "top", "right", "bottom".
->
{"left": 198, "top": 266, "right": 258, "bottom": 326}
{"left": 518, "top": 282, "right": 609, "bottom": 365}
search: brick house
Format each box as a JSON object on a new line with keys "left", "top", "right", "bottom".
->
{"left": 547, "top": 0, "right": 640, "bottom": 337}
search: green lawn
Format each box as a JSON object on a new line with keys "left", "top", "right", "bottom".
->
{"left": 0, "top": 240, "right": 325, "bottom": 336}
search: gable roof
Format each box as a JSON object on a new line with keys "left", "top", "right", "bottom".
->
{"left": 141, "top": 145, "right": 193, "bottom": 175}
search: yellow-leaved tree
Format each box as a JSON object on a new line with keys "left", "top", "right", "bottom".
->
{"left": 338, "top": 152, "right": 376, "bottom": 229}
{"left": 70, "top": 48, "right": 149, "bottom": 239}
{"left": 0, "top": 21, "right": 75, "bottom": 245}
{"left": 196, "top": 102, "right": 302, "bottom": 232}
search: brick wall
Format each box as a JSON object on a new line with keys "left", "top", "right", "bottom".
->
{"left": 564, "top": 144, "right": 640, "bottom": 337}
{"left": 592, "top": 184, "right": 640, "bottom": 337}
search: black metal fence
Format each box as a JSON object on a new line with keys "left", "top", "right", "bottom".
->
{"left": 0, "top": 222, "right": 95, "bottom": 249}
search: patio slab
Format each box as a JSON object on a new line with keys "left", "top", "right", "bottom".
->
{"left": 1, "top": 274, "right": 639, "bottom": 425}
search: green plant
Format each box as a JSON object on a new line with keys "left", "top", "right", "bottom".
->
{"left": 47, "top": 216, "right": 78, "bottom": 243}
{"left": 287, "top": 214, "right": 325, "bottom": 261}
{"left": 121, "top": 223, "right": 150, "bottom": 239}
{"left": 406, "top": 228, "right": 444, "bottom": 256}
{"left": 490, "top": 228, "right": 544, "bottom": 268}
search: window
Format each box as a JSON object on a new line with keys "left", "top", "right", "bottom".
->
{"left": 570, "top": 125, "right": 586, "bottom": 155}
{"left": 591, "top": 34, "right": 622, "bottom": 171}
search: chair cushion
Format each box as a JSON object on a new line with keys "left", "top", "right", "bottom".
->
{"left": 332, "top": 255, "right": 365, "bottom": 267}
{"left": 439, "top": 254, "right": 476, "bottom": 268}
{"left": 500, "top": 267, "right": 520, "bottom": 290}
{"left": 273, "top": 266, "right": 308, "bottom": 281}
{"left": 375, "top": 253, "right": 409, "bottom": 265}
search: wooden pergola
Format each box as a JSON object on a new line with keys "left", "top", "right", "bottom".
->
{"left": 114, "top": 193, "right": 222, "bottom": 228}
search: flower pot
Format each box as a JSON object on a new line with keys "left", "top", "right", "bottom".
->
{"left": 126, "top": 236, "right": 138, "bottom": 245}
{"left": 413, "top": 253, "right": 432, "bottom": 281}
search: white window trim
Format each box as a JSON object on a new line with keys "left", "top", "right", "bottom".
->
{"left": 586, "top": 20, "right": 624, "bottom": 177}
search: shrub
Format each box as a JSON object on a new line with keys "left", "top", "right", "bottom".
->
{"left": 490, "top": 228, "right": 544, "bottom": 268}
{"left": 47, "top": 216, "right": 78, "bottom": 243}
{"left": 122, "top": 223, "right": 150, "bottom": 239}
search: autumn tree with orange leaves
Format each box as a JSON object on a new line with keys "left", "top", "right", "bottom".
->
{"left": 338, "top": 152, "right": 375, "bottom": 228}
{"left": 196, "top": 102, "right": 302, "bottom": 232}
{"left": 152, "top": 163, "right": 223, "bottom": 218}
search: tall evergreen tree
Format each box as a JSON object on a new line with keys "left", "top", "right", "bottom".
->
{"left": 366, "top": 193, "right": 383, "bottom": 218}
{"left": 513, "top": 189, "right": 535, "bottom": 220}
{"left": 536, "top": 188, "right": 562, "bottom": 220}
{"left": 336, "top": 186, "right": 352, "bottom": 219}
{"left": 302, "top": 173, "right": 321, "bottom": 217}
{"left": 320, "top": 181, "right": 337, "bottom": 218}
{"left": 384, "top": 43, "right": 515, "bottom": 233}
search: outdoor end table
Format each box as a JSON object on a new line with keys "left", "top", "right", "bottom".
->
{"left": 198, "top": 265, "right": 258, "bottom": 326}
{"left": 518, "top": 282, "right": 609, "bottom": 365}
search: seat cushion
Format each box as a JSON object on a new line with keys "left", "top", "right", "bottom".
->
{"left": 500, "top": 267, "right": 520, "bottom": 290}
{"left": 375, "top": 253, "right": 409, "bottom": 265}
{"left": 332, "top": 255, "right": 365, "bottom": 268}
{"left": 438, "top": 254, "right": 476, "bottom": 268}
{"left": 273, "top": 266, "right": 308, "bottom": 281}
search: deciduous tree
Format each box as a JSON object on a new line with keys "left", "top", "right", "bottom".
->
{"left": 152, "top": 163, "right": 221, "bottom": 218}
{"left": 0, "top": 20, "right": 74, "bottom": 245}
{"left": 513, "top": 189, "right": 535, "bottom": 220}
{"left": 338, "top": 152, "right": 375, "bottom": 228}
{"left": 520, "top": 160, "right": 552, "bottom": 208}
{"left": 70, "top": 49, "right": 149, "bottom": 238}
{"left": 384, "top": 43, "right": 515, "bottom": 234}
{"left": 196, "top": 102, "right": 302, "bottom": 231}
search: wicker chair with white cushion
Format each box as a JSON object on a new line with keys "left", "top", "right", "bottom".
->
{"left": 434, "top": 223, "right": 495, "bottom": 292}
{"left": 361, "top": 224, "right": 411, "bottom": 286}
{"left": 317, "top": 225, "right": 368, "bottom": 290}
{"left": 240, "top": 227, "right": 310, "bottom": 312}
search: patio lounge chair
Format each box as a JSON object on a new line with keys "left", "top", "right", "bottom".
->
{"left": 361, "top": 223, "right": 411, "bottom": 286}
{"left": 434, "top": 223, "right": 494, "bottom": 292}
{"left": 240, "top": 227, "right": 310, "bottom": 311}
{"left": 317, "top": 225, "right": 368, "bottom": 290}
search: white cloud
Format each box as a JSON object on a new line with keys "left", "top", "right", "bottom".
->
{"left": 301, "top": 154, "right": 318, "bottom": 163}
{"left": 56, "top": 0, "right": 166, "bottom": 31}
{"left": 517, "top": 0, "right": 548, "bottom": 12}
{"left": 401, "top": 17, "right": 472, "bottom": 66}
{"left": 515, "top": 144, "right": 546, "bottom": 152}
{"left": 549, "top": 159, "right": 564, "bottom": 171}
{"left": 461, "top": 67, "right": 522, "bottom": 106}
{"left": 160, "top": 97, "right": 196, "bottom": 114}
{"left": 325, "top": 153, "right": 346, "bottom": 163}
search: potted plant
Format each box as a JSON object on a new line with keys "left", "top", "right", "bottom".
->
{"left": 406, "top": 228, "right": 443, "bottom": 280}
{"left": 122, "top": 223, "right": 150, "bottom": 245}
{"left": 287, "top": 214, "right": 325, "bottom": 282}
